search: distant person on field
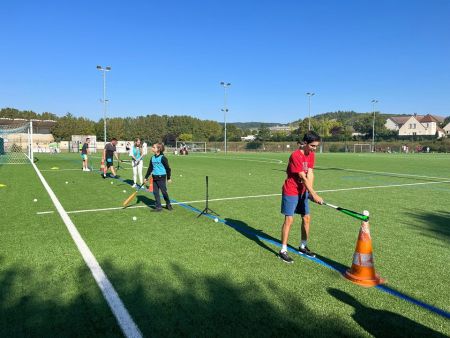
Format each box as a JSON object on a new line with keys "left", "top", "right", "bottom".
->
{"left": 81, "top": 138, "right": 90, "bottom": 171}
{"left": 144, "top": 143, "right": 173, "bottom": 212}
{"left": 278, "top": 131, "right": 323, "bottom": 264}
{"left": 130, "top": 138, "right": 144, "bottom": 187}
{"left": 102, "top": 138, "right": 120, "bottom": 178}
{"left": 126, "top": 141, "right": 131, "bottom": 153}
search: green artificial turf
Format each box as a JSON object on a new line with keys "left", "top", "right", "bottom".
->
{"left": 1, "top": 151, "right": 449, "bottom": 337}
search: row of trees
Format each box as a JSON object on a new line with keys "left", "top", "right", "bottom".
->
{"left": 1, "top": 107, "right": 448, "bottom": 143}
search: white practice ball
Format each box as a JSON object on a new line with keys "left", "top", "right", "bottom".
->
{"left": 111, "top": 182, "right": 114, "bottom": 184}
{"left": 132, "top": 216, "right": 137, "bottom": 221}
{"left": 214, "top": 218, "right": 219, "bottom": 223}
{"left": 65, "top": 181, "right": 68, "bottom": 184}
{"left": 33, "top": 198, "right": 37, "bottom": 202}
{"left": 363, "top": 210, "right": 370, "bottom": 216}
{"left": 123, "top": 190, "right": 126, "bottom": 193}
{"left": 180, "top": 174, "right": 182, "bottom": 177}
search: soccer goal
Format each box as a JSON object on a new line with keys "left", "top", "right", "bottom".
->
{"left": 353, "top": 143, "right": 372, "bottom": 153}
{"left": 175, "top": 141, "right": 207, "bottom": 154}
{"left": 0, "top": 121, "right": 33, "bottom": 164}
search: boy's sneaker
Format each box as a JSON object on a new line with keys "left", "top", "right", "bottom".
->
{"left": 166, "top": 204, "right": 173, "bottom": 211}
{"left": 299, "top": 246, "right": 316, "bottom": 257}
{"left": 152, "top": 207, "right": 163, "bottom": 212}
{"left": 132, "top": 184, "right": 137, "bottom": 188}
{"left": 278, "top": 251, "right": 294, "bottom": 264}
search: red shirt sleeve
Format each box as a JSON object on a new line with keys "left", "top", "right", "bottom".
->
{"left": 288, "top": 150, "right": 303, "bottom": 173}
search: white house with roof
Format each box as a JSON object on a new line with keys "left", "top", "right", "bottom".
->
{"left": 385, "top": 114, "right": 445, "bottom": 137}
{"left": 443, "top": 122, "right": 450, "bottom": 136}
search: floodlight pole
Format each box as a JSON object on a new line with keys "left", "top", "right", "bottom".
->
{"left": 97, "top": 65, "right": 111, "bottom": 142}
{"left": 220, "top": 82, "right": 231, "bottom": 154}
{"left": 306, "top": 92, "right": 315, "bottom": 130}
{"left": 371, "top": 99, "right": 378, "bottom": 152}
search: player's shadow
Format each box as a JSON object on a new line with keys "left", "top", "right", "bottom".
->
{"left": 122, "top": 179, "right": 135, "bottom": 186}
{"left": 224, "top": 218, "right": 279, "bottom": 256}
{"left": 135, "top": 195, "right": 156, "bottom": 208}
{"left": 408, "top": 210, "right": 450, "bottom": 245}
{"left": 328, "top": 288, "right": 447, "bottom": 337}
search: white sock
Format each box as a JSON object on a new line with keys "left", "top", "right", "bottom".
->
{"left": 281, "top": 244, "right": 288, "bottom": 253}
{"left": 300, "top": 240, "right": 307, "bottom": 249}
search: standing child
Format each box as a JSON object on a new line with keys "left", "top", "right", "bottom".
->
{"left": 81, "top": 138, "right": 90, "bottom": 171}
{"left": 130, "top": 138, "right": 144, "bottom": 187}
{"left": 102, "top": 138, "right": 120, "bottom": 178}
{"left": 278, "top": 131, "right": 323, "bottom": 264}
{"left": 144, "top": 143, "right": 173, "bottom": 212}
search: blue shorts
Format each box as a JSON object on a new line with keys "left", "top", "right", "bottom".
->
{"left": 281, "top": 192, "right": 310, "bottom": 216}
{"left": 81, "top": 154, "right": 87, "bottom": 160}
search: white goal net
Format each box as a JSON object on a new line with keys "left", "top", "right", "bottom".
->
{"left": 176, "top": 141, "right": 207, "bottom": 153}
{"left": 0, "top": 121, "right": 33, "bottom": 164}
{"left": 353, "top": 144, "right": 372, "bottom": 153}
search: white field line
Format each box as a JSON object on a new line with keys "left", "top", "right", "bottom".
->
{"left": 31, "top": 162, "right": 143, "bottom": 338}
{"left": 40, "top": 168, "right": 84, "bottom": 172}
{"left": 186, "top": 154, "right": 283, "bottom": 164}
{"left": 316, "top": 166, "right": 450, "bottom": 181}
{"left": 36, "top": 179, "right": 450, "bottom": 216}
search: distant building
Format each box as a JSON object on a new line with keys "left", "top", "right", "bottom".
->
{"left": 443, "top": 122, "right": 450, "bottom": 136}
{"left": 241, "top": 135, "right": 256, "bottom": 141}
{"left": 269, "top": 125, "right": 292, "bottom": 133}
{"left": 385, "top": 114, "right": 445, "bottom": 137}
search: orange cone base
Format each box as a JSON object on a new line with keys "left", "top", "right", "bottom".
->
{"left": 344, "top": 269, "right": 385, "bottom": 287}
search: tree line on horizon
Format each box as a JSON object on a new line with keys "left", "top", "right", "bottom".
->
{"left": 1, "top": 107, "right": 449, "bottom": 143}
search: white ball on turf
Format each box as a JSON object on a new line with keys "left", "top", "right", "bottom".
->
{"left": 65, "top": 181, "right": 68, "bottom": 184}
{"left": 132, "top": 216, "right": 137, "bottom": 221}
{"left": 214, "top": 218, "right": 219, "bottom": 223}
{"left": 180, "top": 174, "right": 182, "bottom": 177}
{"left": 363, "top": 210, "right": 370, "bottom": 216}
{"left": 33, "top": 198, "right": 37, "bottom": 202}
{"left": 123, "top": 190, "right": 126, "bottom": 193}
{"left": 111, "top": 182, "right": 114, "bottom": 184}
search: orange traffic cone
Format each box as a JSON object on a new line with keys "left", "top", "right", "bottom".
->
{"left": 148, "top": 177, "right": 153, "bottom": 192}
{"left": 344, "top": 210, "right": 385, "bottom": 287}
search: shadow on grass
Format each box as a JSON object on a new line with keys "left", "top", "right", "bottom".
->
{"left": 0, "top": 262, "right": 122, "bottom": 337}
{"left": 0, "top": 259, "right": 358, "bottom": 337}
{"left": 328, "top": 288, "right": 446, "bottom": 337}
{"left": 224, "top": 218, "right": 279, "bottom": 256}
{"left": 135, "top": 195, "right": 156, "bottom": 208}
{"left": 408, "top": 210, "right": 450, "bottom": 244}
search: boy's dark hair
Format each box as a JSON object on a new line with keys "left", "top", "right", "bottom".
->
{"left": 111, "top": 138, "right": 118, "bottom": 142}
{"left": 155, "top": 142, "right": 165, "bottom": 153}
{"left": 302, "top": 131, "right": 321, "bottom": 144}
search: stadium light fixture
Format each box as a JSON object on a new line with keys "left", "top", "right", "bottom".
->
{"left": 371, "top": 99, "right": 379, "bottom": 152}
{"left": 220, "top": 82, "right": 231, "bottom": 154}
{"left": 306, "top": 92, "right": 315, "bottom": 130}
{"left": 97, "top": 65, "right": 112, "bottom": 142}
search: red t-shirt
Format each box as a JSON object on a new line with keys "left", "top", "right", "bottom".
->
{"left": 282, "top": 149, "right": 315, "bottom": 196}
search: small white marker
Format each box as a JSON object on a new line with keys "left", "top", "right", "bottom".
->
{"left": 214, "top": 218, "right": 219, "bottom": 223}
{"left": 180, "top": 174, "right": 182, "bottom": 177}
{"left": 132, "top": 216, "right": 137, "bottom": 221}
{"left": 123, "top": 190, "right": 126, "bottom": 193}
{"left": 33, "top": 198, "right": 37, "bottom": 202}
{"left": 65, "top": 181, "right": 68, "bottom": 184}
{"left": 111, "top": 182, "right": 114, "bottom": 185}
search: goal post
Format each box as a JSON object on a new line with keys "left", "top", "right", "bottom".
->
{"left": 0, "top": 121, "right": 33, "bottom": 164}
{"left": 353, "top": 143, "right": 372, "bottom": 153}
{"left": 175, "top": 141, "right": 207, "bottom": 153}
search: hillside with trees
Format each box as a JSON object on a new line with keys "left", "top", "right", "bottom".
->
{"left": 1, "top": 107, "right": 448, "bottom": 143}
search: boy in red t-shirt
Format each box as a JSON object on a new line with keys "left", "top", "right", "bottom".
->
{"left": 279, "top": 131, "right": 323, "bottom": 263}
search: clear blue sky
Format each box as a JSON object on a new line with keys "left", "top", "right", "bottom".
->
{"left": 1, "top": 0, "right": 449, "bottom": 123}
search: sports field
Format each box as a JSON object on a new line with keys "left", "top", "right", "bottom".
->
{"left": 1, "top": 151, "right": 449, "bottom": 337}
